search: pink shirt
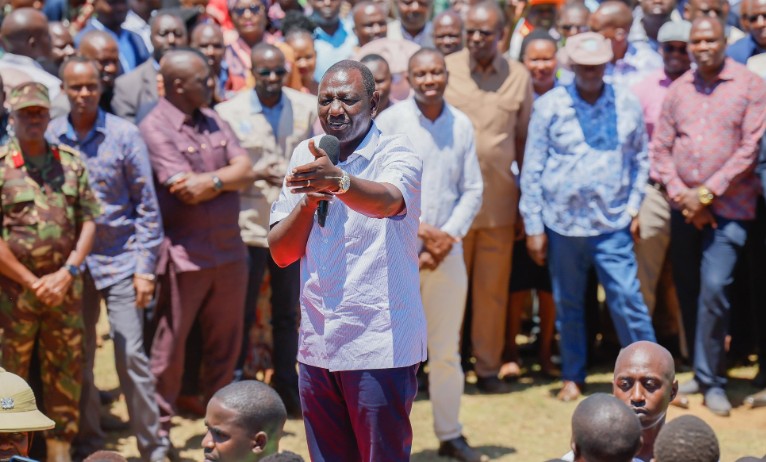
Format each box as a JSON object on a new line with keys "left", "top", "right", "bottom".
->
{"left": 140, "top": 98, "right": 247, "bottom": 273}
{"left": 651, "top": 59, "right": 766, "bottom": 220}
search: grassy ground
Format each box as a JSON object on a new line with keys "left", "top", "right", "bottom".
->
{"left": 94, "top": 334, "right": 766, "bottom": 462}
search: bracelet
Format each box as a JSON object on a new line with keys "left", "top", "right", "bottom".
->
{"left": 134, "top": 273, "right": 156, "bottom": 282}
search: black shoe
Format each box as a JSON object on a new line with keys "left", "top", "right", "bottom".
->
{"left": 475, "top": 376, "right": 511, "bottom": 394}
{"left": 438, "top": 436, "right": 488, "bottom": 462}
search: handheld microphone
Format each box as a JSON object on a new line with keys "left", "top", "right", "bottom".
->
{"left": 317, "top": 135, "right": 340, "bottom": 227}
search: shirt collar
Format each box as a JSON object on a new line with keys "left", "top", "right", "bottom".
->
{"left": 314, "top": 23, "right": 348, "bottom": 42}
{"left": 469, "top": 51, "right": 506, "bottom": 75}
{"left": 63, "top": 109, "right": 108, "bottom": 137}
{"left": 250, "top": 90, "right": 284, "bottom": 114}
{"left": 566, "top": 82, "right": 615, "bottom": 108}
{"left": 340, "top": 122, "right": 380, "bottom": 163}
{"left": 408, "top": 97, "right": 447, "bottom": 122}
{"left": 690, "top": 57, "right": 738, "bottom": 83}
{"left": 90, "top": 18, "right": 125, "bottom": 38}
{"left": 155, "top": 97, "right": 194, "bottom": 131}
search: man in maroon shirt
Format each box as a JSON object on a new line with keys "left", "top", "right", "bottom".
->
{"left": 651, "top": 17, "right": 766, "bottom": 417}
{"left": 139, "top": 48, "right": 255, "bottom": 436}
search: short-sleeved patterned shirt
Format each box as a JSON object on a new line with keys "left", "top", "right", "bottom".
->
{"left": 0, "top": 140, "right": 101, "bottom": 274}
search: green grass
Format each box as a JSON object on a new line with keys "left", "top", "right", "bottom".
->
{"left": 95, "top": 335, "right": 766, "bottom": 461}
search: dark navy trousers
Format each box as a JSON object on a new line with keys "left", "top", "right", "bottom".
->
{"left": 298, "top": 362, "right": 419, "bottom": 462}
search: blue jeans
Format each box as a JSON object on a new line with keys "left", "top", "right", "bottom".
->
{"left": 547, "top": 228, "right": 656, "bottom": 383}
{"left": 670, "top": 211, "right": 749, "bottom": 389}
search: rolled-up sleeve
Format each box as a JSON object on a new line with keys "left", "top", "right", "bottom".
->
{"left": 376, "top": 139, "right": 422, "bottom": 220}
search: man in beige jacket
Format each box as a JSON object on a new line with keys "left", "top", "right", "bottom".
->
{"left": 216, "top": 43, "right": 316, "bottom": 417}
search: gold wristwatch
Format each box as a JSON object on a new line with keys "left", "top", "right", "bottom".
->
{"left": 698, "top": 186, "right": 714, "bottom": 206}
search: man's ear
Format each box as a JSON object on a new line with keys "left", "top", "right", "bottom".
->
{"left": 670, "top": 379, "right": 678, "bottom": 402}
{"left": 571, "top": 439, "right": 580, "bottom": 460}
{"left": 173, "top": 77, "right": 183, "bottom": 95}
{"left": 615, "top": 27, "right": 628, "bottom": 42}
{"left": 252, "top": 431, "right": 268, "bottom": 454}
{"left": 369, "top": 90, "right": 380, "bottom": 119}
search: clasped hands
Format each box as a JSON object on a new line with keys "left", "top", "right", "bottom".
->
{"left": 418, "top": 223, "right": 459, "bottom": 270}
{"left": 168, "top": 172, "right": 220, "bottom": 205}
{"left": 30, "top": 268, "right": 73, "bottom": 307}
{"left": 285, "top": 139, "right": 343, "bottom": 208}
{"left": 673, "top": 187, "right": 717, "bottom": 230}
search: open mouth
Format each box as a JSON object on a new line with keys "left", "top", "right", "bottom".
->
{"left": 327, "top": 120, "right": 349, "bottom": 130}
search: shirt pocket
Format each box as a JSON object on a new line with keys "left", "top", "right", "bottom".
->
{"left": 208, "top": 131, "right": 231, "bottom": 168}
{"left": 2, "top": 185, "right": 38, "bottom": 226}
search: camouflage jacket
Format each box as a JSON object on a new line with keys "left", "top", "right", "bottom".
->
{"left": 0, "top": 139, "right": 101, "bottom": 275}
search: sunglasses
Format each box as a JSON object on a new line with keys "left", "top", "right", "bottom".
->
{"left": 748, "top": 12, "right": 766, "bottom": 22}
{"left": 254, "top": 67, "right": 288, "bottom": 77}
{"left": 232, "top": 3, "right": 263, "bottom": 16}
{"left": 662, "top": 43, "right": 687, "bottom": 54}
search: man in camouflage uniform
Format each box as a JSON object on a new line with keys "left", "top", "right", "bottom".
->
{"left": 0, "top": 82, "right": 99, "bottom": 462}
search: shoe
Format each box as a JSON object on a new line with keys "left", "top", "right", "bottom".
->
{"left": 744, "top": 388, "right": 766, "bottom": 409}
{"left": 499, "top": 361, "right": 522, "bottom": 382}
{"left": 678, "top": 378, "right": 701, "bottom": 395}
{"left": 703, "top": 387, "right": 732, "bottom": 417}
{"left": 475, "top": 376, "right": 511, "bottom": 394}
{"left": 100, "top": 413, "right": 129, "bottom": 432}
{"left": 556, "top": 381, "right": 583, "bottom": 402}
{"left": 176, "top": 394, "right": 206, "bottom": 417}
{"left": 670, "top": 393, "right": 690, "bottom": 409}
{"left": 437, "top": 435, "right": 489, "bottom": 462}
{"left": 46, "top": 439, "right": 72, "bottom": 462}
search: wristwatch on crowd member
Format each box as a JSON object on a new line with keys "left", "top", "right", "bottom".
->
{"left": 627, "top": 207, "right": 639, "bottom": 218}
{"left": 698, "top": 186, "right": 715, "bottom": 206}
{"left": 212, "top": 175, "right": 224, "bottom": 192}
{"left": 64, "top": 263, "right": 80, "bottom": 277}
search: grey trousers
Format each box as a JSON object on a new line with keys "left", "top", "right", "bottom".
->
{"left": 77, "top": 273, "right": 166, "bottom": 462}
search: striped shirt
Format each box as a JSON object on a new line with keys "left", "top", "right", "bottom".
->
{"left": 270, "top": 124, "right": 427, "bottom": 371}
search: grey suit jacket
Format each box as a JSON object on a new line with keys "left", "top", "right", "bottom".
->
{"left": 111, "top": 59, "right": 158, "bottom": 124}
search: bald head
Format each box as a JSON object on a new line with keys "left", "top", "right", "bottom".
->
{"left": 79, "top": 30, "right": 117, "bottom": 56}
{"left": 0, "top": 8, "right": 52, "bottom": 60}
{"left": 572, "top": 393, "right": 642, "bottom": 462}
{"left": 615, "top": 341, "right": 675, "bottom": 383}
{"left": 160, "top": 49, "right": 211, "bottom": 112}
{"left": 591, "top": 1, "right": 634, "bottom": 30}
{"left": 435, "top": 9, "right": 462, "bottom": 27}
{"left": 467, "top": 0, "right": 505, "bottom": 31}
{"left": 433, "top": 10, "right": 464, "bottom": 55}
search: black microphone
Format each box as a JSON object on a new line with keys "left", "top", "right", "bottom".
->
{"left": 317, "top": 135, "right": 340, "bottom": 227}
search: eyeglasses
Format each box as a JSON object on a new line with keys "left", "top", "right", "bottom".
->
{"left": 748, "top": 12, "right": 766, "bottom": 22}
{"left": 662, "top": 43, "right": 688, "bottom": 54}
{"left": 232, "top": 3, "right": 263, "bottom": 16}
{"left": 560, "top": 24, "right": 589, "bottom": 32}
{"left": 466, "top": 28, "right": 494, "bottom": 38}
{"left": 254, "top": 67, "right": 288, "bottom": 77}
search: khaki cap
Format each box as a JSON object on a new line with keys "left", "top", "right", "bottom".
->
{"left": 565, "top": 32, "right": 613, "bottom": 66}
{"left": 8, "top": 82, "right": 51, "bottom": 111}
{"left": 0, "top": 367, "right": 55, "bottom": 432}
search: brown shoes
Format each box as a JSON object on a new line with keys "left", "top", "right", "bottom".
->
{"left": 557, "top": 381, "right": 583, "bottom": 402}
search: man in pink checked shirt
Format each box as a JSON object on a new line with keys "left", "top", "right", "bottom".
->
{"left": 651, "top": 16, "right": 766, "bottom": 417}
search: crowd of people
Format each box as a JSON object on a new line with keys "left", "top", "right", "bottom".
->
{"left": 0, "top": 0, "right": 764, "bottom": 459}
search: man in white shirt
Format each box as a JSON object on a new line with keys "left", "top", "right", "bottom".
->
{"left": 376, "top": 48, "right": 484, "bottom": 462}
{"left": 268, "top": 60, "right": 426, "bottom": 461}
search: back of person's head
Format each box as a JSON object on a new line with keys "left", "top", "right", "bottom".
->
{"left": 261, "top": 451, "right": 306, "bottom": 461}
{"left": 83, "top": 451, "right": 129, "bottom": 462}
{"left": 654, "top": 415, "right": 720, "bottom": 462}
{"left": 571, "top": 393, "right": 642, "bottom": 462}
{"left": 212, "top": 380, "right": 288, "bottom": 440}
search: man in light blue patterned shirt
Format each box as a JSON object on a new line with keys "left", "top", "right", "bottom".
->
{"left": 520, "top": 32, "right": 656, "bottom": 402}
{"left": 47, "top": 57, "right": 167, "bottom": 462}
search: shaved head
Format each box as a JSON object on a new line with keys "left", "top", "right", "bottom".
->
{"left": 79, "top": 30, "right": 117, "bottom": 55}
{"left": 572, "top": 393, "right": 642, "bottom": 462}
{"left": 615, "top": 341, "right": 675, "bottom": 383}
{"left": 0, "top": 8, "right": 52, "bottom": 60}
{"left": 434, "top": 8, "right": 462, "bottom": 26}
{"left": 591, "top": 1, "right": 634, "bottom": 30}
